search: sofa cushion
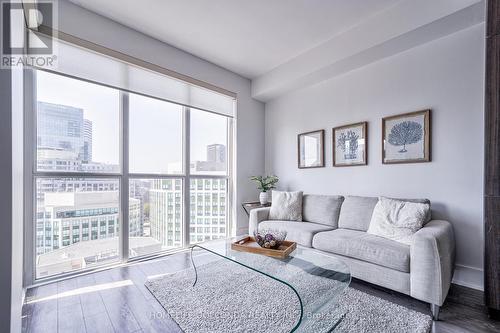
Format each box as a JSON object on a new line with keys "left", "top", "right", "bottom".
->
{"left": 338, "top": 196, "right": 431, "bottom": 231}
{"left": 338, "top": 196, "right": 378, "bottom": 231}
{"left": 312, "top": 229, "right": 410, "bottom": 272}
{"left": 258, "top": 220, "right": 333, "bottom": 247}
{"left": 395, "top": 198, "right": 432, "bottom": 223}
{"left": 302, "top": 194, "right": 344, "bottom": 227}
{"left": 324, "top": 253, "right": 410, "bottom": 295}
{"left": 269, "top": 190, "right": 303, "bottom": 221}
{"left": 367, "top": 197, "right": 430, "bottom": 245}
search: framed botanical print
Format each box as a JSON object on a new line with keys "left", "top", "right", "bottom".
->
{"left": 297, "top": 130, "right": 325, "bottom": 168}
{"left": 333, "top": 122, "right": 367, "bottom": 167}
{"left": 382, "top": 110, "right": 431, "bottom": 164}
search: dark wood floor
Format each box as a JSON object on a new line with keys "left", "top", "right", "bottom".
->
{"left": 22, "top": 251, "right": 500, "bottom": 333}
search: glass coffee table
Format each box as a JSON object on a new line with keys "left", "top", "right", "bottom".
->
{"left": 189, "top": 238, "right": 351, "bottom": 332}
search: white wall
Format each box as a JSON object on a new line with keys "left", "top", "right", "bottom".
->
{"left": 11, "top": 67, "right": 24, "bottom": 333}
{"left": 54, "top": 0, "right": 265, "bottom": 234}
{"left": 0, "top": 36, "right": 24, "bottom": 333}
{"left": 265, "top": 24, "right": 485, "bottom": 290}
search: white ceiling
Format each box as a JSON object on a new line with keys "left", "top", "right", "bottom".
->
{"left": 68, "top": 0, "right": 401, "bottom": 79}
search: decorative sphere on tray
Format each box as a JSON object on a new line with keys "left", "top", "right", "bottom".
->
{"left": 253, "top": 229, "right": 287, "bottom": 249}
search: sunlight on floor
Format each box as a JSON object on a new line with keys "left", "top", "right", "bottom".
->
{"left": 27, "top": 279, "right": 134, "bottom": 304}
{"left": 147, "top": 273, "right": 172, "bottom": 280}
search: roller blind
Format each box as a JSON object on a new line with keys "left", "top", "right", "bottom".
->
{"left": 35, "top": 36, "right": 236, "bottom": 117}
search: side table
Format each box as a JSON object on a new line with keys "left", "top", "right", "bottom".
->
{"left": 241, "top": 201, "right": 271, "bottom": 216}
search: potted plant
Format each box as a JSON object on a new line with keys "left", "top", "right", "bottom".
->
{"left": 250, "top": 175, "right": 279, "bottom": 204}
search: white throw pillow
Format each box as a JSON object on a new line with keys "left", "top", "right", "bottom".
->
{"left": 269, "top": 190, "right": 303, "bottom": 221}
{"left": 367, "top": 197, "right": 430, "bottom": 245}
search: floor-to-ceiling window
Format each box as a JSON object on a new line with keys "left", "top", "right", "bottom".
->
{"left": 26, "top": 39, "right": 235, "bottom": 282}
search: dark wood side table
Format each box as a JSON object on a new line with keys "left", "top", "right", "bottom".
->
{"left": 241, "top": 201, "right": 271, "bottom": 216}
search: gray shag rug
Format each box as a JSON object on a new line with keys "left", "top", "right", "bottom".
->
{"left": 145, "top": 257, "right": 432, "bottom": 333}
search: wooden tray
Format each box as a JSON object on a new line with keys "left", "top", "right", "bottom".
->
{"left": 231, "top": 236, "right": 297, "bottom": 259}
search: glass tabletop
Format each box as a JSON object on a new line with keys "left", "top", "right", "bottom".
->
{"left": 189, "top": 237, "right": 351, "bottom": 332}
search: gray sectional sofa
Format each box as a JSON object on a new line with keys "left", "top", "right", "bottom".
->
{"left": 249, "top": 194, "right": 455, "bottom": 320}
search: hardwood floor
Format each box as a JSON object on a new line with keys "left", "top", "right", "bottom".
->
{"left": 351, "top": 280, "right": 500, "bottom": 333}
{"left": 22, "top": 251, "right": 500, "bottom": 333}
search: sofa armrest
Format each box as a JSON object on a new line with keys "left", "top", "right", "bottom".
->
{"left": 410, "top": 220, "right": 455, "bottom": 306}
{"left": 248, "top": 207, "right": 271, "bottom": 235}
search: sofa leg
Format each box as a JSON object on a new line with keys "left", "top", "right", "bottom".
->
{"left": 430, "top": 304, "right": 440, "bottom": 321}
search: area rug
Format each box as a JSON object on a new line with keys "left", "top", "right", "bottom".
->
{"left": 145, "top": 257, "right": 432, "bottom": 333}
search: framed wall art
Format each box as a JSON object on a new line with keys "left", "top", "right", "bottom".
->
{"left": 333, "top": 122, "right": 367, "bottom": 167}
{"left": 297, "top": 130, "right": 325, "bottom": 168}
{"left": 382, "top": 110, "right": 431, "bottom": 164}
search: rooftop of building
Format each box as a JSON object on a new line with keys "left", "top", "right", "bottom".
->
{"left": 37, "top": 237, "right": 162, "bottom": 266}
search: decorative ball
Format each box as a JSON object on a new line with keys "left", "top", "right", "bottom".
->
{"left": 253, "top": 229, "right": 287, "bottom": 249}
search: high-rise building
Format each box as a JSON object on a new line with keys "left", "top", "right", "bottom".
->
{"left": 129, "top": 179, "right": 152, "bottom": 237}
{"left": 83, "top": 119, "right": 93, "bottom": 162}
{"left": 191, "top": 144, "right": 227, "bottom": 172}
{"left": 207, "top": 144, "right": 226, "bottom": 163}
{"left": 37, "top": 102, "right": 117, "bottom": 172}
{"left": 35, "top": 190, "right": 154, "bottom": 278}
{"left": 189, "top": 178, "right": 227, "bottom": 243}
{"left": 148, "top": 178, "right": 227, "bottom": 248}
{"left": 35, "top": 191, "right": 141, "bottom": 256}
{"left": 37, "top": 102, "right": 85, "bottom": 159}
{"left": 149, "top": 179, "right": 183, "bottom": 248}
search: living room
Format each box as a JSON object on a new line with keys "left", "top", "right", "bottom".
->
{"left": 1, "top": 0, "right": 499, "bottom": 332}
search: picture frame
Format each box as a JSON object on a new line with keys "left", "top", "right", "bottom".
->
{"left": 333, "top": 122, "right": 367, "bottom": 167}
{"left": 382, "top": 110, "right": 431, "bottom": 164}
{"left": 297, "top": 130, "right": 325, "bottom": 168}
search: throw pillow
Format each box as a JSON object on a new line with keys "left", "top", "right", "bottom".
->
{"left": 269, "top": 190, "right": 303, "bottom": 221}
{"left": 367, "top": 197, "right": 430, "bottom": 245}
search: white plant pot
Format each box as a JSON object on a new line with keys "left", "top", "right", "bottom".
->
{"left": 259, "top": 192, "right": 269, "bottom": 205}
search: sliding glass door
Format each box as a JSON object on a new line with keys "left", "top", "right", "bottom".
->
{"left": 27, "top": 68, "right": 234, "bottom": 282}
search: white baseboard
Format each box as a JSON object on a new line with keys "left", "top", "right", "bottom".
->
{"left": 452, "top": 264, "right": 484, "bottom": 291}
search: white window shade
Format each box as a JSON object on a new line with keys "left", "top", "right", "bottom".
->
{"left": 190, "top": 85, "right": 236, "bottom": 117}
{"left": 36, "top": 36, "right": 235, "bottom": 117}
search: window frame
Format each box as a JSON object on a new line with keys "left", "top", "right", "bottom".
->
{"left": 24, "top": 68, "right": 234, "bottom": 286}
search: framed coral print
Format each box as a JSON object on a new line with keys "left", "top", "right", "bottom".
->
{"left": 333, "top": 122, "right": 367, "bottom": 167}
{"left": 297, "top": 130, "right": 325, "bottom": 168}
{"left": 382, "top": 110, "right": 431, "bottom": 164}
